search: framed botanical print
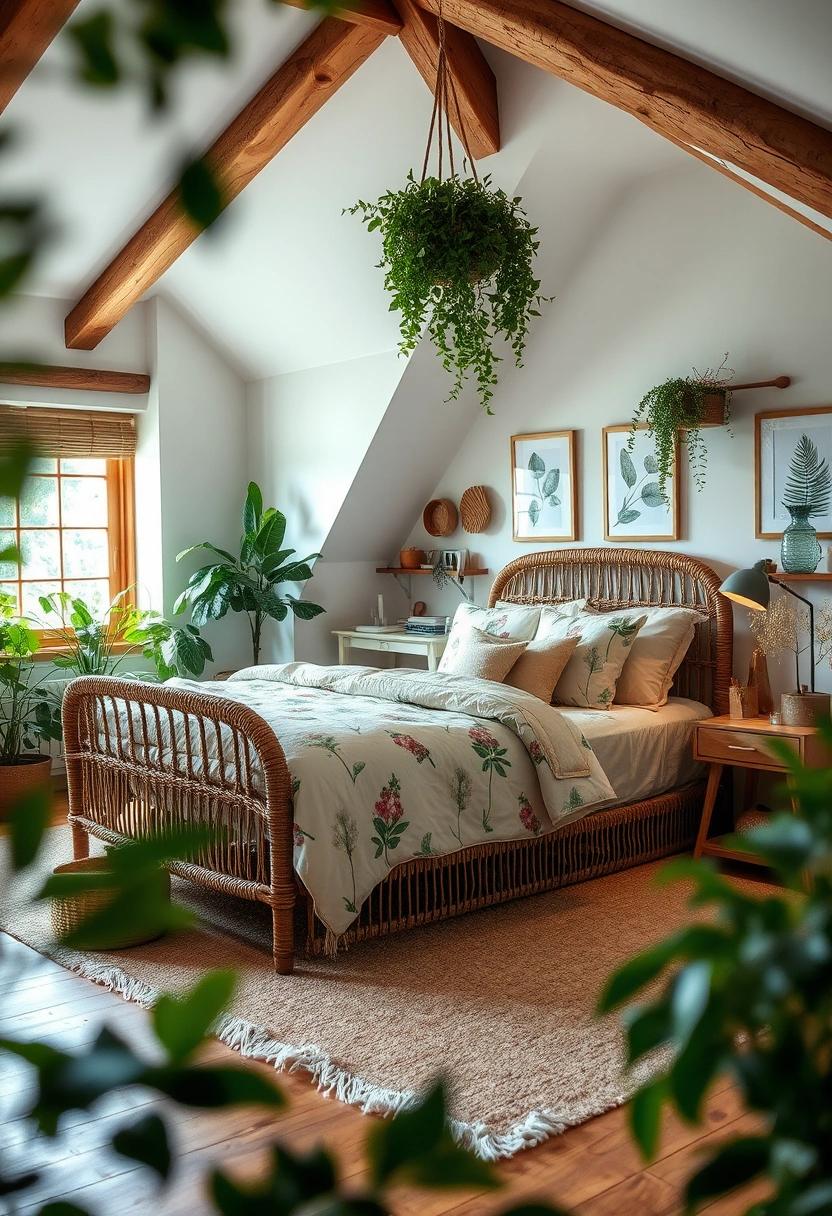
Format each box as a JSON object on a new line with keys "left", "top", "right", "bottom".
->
{"left": 603, "top": 425, "right": 679, "bottom": 542}
{"left": 755, "top": 407, "right": 832, "bottom": 538}
{"left": 511, "top": 430, "right": 578, "bottom": 542}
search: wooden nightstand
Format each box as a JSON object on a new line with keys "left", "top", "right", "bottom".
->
{"left": 693, "top": 715, "right": 832, "bottom": 864}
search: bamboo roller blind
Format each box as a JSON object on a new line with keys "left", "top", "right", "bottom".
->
{"left": 0, "top": 406, "right": 136, "bottom": 458}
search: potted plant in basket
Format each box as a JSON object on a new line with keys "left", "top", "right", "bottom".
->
{"left": 0, "top": 594, "right": 62, "bottom": 816}
{"left": 629, "top": 357, "right": 733, "bottom": 497}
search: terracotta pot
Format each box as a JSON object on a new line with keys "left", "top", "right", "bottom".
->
{"left": 399, "top": 547, "right": 424, "bottom": 570}
{"left": 0, "top": 754, "right": 52, "bottom": 819}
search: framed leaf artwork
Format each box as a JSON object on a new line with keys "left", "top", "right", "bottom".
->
{"left": 603, "top": 425, "right": 679, "bottom": 542}
{"left": 755, "top": 407, "right": 832, "bottom": 538}
{"left": 511, "top": 430, "right": 578, "bottom": 542}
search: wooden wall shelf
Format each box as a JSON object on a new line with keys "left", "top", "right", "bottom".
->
{"left": 775, "top": 572, "right": 832, "bottom": 581}
{"left": 376, "top": 567, "right": 489, "bottom": 577}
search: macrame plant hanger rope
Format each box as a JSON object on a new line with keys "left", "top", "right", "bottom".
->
{"left": 420, "top": 0, "right": 478, "bottom": 185}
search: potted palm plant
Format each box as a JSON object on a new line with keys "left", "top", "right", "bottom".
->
{"left": 0, "top": 595, "right": 62, "bottom": 816}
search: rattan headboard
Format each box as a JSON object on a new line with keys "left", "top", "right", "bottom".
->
{"left": 489, "top": 548, "right": 733, "bottom": 715}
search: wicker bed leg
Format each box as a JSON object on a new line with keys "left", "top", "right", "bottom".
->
{"left": 71, "top": 821, "right": 90, "bottom": 860}
{"left": 271, "top": 905, "right": 295, "bottom": 974}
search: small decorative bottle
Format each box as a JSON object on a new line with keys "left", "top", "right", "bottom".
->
{"left": 747, "top": 645, "right": 773, "bottom": 716}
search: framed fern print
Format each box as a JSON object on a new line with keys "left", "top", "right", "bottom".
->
{"left": 511, "top": 430, "right": 578, "bottom": 542}
{"left": 756, "top": 407, "right": 832, "bottom": 538}
{"left": 603, "top": 425, "right": 679, "bottom": 542}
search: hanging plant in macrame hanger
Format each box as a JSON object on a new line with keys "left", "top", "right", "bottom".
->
{"left": 347, "top": 1, "right": 548, "bottom": 414}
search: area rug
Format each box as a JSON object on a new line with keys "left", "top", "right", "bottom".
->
{"left": 2, "top": 826, "right": 699, "bottom": 1160}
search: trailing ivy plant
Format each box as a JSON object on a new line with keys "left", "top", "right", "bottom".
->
{"left": 348, "top": 172, "right": 547, "bottom": 414}
{"left": 598, "top": 718, "right": 832, "bottom": 1215}
{"left": 629, "top": 362, "right": 733, "bottom": 497}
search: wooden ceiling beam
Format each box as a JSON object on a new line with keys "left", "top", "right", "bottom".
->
{"left": 0, "top": 363, "right": 150, "bottom": 393}
{"left": 65, "top": 18, "right": 387, "bottom": 350}
{"left": 392, "top": 0, "right": 499, "bottom": 160}
{"left": 414, "top": 0, "right": 832, "bottom": 223}
{"left": 0, "top": 0, "right": 82, "bottom": 115}
{"left": 280, "top": 0, "right": 402, "bottom": 35}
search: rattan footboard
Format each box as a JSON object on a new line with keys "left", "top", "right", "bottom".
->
{"left": 61, "top": 549, "right": 732, "bottom": 974}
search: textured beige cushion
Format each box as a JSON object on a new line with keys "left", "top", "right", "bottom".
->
{"left": 538, "top": 609, "right": 648, "bottom": 709}
{"left": 504, "top": 634, "right": 580, "bottom": 702}
{"left": 447, "top": 626, "right": 529, "bottom": 682}
{"left": 439, "top": 603, "right": 541, "bottom": 673}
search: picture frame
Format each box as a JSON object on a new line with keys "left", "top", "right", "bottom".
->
{"left": 603, "top": 425, "right": 679, "bottom": 542}
{"left": 510, "top": 430, "right": 578, "bottom": 542}
{"left": 755, "top": 406, "right": 832, "bottom": 538}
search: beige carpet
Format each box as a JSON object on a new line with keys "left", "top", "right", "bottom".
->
{"left": 2, "top": 826, "right": 700, "bottom": 1160}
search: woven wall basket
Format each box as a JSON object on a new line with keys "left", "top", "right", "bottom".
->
{"left": 423, "top": 498, "right": 458, "bottom": 537}
{"left": 50, "top": 856, "right": 171, "bottom": 949}
{"left": 460, "top": 485, "right": 491, "bottom": 533}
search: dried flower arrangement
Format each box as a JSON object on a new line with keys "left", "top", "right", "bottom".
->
{"left": 748, "top": 597, "right": 832, "bottom": 690}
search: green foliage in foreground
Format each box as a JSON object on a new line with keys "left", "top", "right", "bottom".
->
{"left": 175, "top": 482, "right": 324, "bottom": 666}
{"left": 599, "top": 718, "right": 832, "bottom": 1215}
{"left": 348, "top": 172, "right": 548, "bottom": 414}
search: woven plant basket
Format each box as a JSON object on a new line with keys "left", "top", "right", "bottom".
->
{"left": 0, "top": 755, "right": 52, "bottom": 819}
{"left": 50, "top": 856, "right": 171, "bottom": 949}
{"left": 423, "top": 498, "right": 458, "bottom": 537}
{"left": 460, "top": 485, "right": 491, "bottom": 533}
{"left": 689, "top": 390, "right": 727, "bottom": 428}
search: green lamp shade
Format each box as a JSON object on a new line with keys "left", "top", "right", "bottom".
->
{"left": 719, "top": 560, "right": 771, "bottom": 611}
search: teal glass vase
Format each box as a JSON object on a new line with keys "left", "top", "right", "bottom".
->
{"left": 780, "top": 505, "right": 822, "bottom": 573}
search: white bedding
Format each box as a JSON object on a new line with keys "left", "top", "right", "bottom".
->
{"left": 560, "top": 697, "right": 712, "bottom": 807}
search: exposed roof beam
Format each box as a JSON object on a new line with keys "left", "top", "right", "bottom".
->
{"left": 0, "top": 0, "right": 82, "bottom": 115}
{"left": 393, "top": 0, "right": 499, "bottom": 160}
{"left": 0, "top": 363, "right": 150, "bottom": 393}
{"left": 415, "top": 0, "right": 832, "bottom": 223}
{"left": 280, "top": 0, "right": 402, "bottom": 35}
{"left": 65, "top": 18, "right": 387, "bottom": 350}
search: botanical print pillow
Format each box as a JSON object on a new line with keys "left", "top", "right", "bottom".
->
{"left": 541, "top": 610, "right": 648, "bottom": 709}
{"left": 446, "top": 627, "right": 529, "bottom": 682}
{"left": 439, "top": 603, "right": 541, "bottom": 673}
{"left": 609, "top": 605, "right": 705, "bottom": 709}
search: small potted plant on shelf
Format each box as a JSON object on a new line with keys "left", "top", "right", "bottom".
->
{"left": 629, "top": 357, "right": 733, "bottom": 497}
{"left": 0, "top": 594, "right": 62, "bottom": 816}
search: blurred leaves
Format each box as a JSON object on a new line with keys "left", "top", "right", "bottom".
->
{"left": 178, "top": 156, "right": 226, "bottom": 231}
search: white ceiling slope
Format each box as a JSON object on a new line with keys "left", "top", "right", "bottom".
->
{"left": 3, "top": 0, "right": 832, "bottom": 381}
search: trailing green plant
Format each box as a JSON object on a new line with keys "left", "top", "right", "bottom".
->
{"left": 781, "top": 433, "right": 832, "bottom": 518}
{"left": 37, "top": 589, "right": 212, "bottom": 682}
{"left": 175, "top": 482, "right": 325, "bottom": 666}
{"left": 598, "top": 717, "right": 832, "bottom": 1215}
{"left": 348, "top": 171, "right": 546, "bottom": 414}
{"left": 629, "top": 361, "right": 733, "bottom": 496}
{"left": 0, "top": 595, "right": 62, "bottom": 763}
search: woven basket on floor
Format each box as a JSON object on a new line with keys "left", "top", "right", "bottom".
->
{"left": 460, "top": 485, "right": 491, "bottom": 533}
{"left": 50, "top": 856, "right": 171, "bottom": 948}
{"left": 0, "top": 755, "right": 52, "bottom": 818}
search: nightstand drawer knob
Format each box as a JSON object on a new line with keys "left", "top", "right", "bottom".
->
{"left": 728, "top": 744, "right": 756, "bottom": 751}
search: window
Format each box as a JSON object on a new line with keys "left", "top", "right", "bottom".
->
{"left": 0, "top": 407, "right": 137, "bottom": 623}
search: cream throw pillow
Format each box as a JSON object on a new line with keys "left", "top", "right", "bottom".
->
{"left": 582, "top": 604, "right": 705, "bottom": 709}
{"left": 504, "top": 634, "right": 579, "bottom": 702}
{"left": 538, "top": 608, "right": 648, "bottom": 709}
{"left": 447, "top": 626, "right": 529, "bottom": 682}
{"left": 439, "top": 602, "right": 541, "bottom": 673}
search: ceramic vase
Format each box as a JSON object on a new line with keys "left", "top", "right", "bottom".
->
{"left": 747, "top": 645, "right": 773, "bottom": 716}
{"left": 780, "top": 506, "right": 821, "bottom": 573}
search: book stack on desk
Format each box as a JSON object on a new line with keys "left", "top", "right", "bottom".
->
{"left": 405, "top": 616, "right": 448, "bottom": 636}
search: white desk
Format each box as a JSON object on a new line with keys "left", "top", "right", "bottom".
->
{"left": 332, "top": 630, "right": 448, "bottom": 672}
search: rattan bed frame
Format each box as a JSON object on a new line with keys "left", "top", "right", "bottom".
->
{"left": 63, "top": 548, "right": 732, "bottom": 974}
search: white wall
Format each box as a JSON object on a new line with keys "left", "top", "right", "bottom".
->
{"left": 403, "top": 159, "right": 832, "bottom": 700}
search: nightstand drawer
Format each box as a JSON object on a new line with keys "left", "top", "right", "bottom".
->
{"left": 694, "top": 725, "right": 800, "bottom": 769}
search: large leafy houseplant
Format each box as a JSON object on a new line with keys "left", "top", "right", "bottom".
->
{"left": 175, "top": 483, "right": 324, "bottom": 666}
{"left": 599, "top": 719, "right": 832, "bottom": 1215}
{"left": 37, "top": 589, "right": 212, "bottom": 682}
{"left": 629, "top": 362, "right": 733, "bottom": 497}
{"left": 349, "top": 172, "right": 546, "bottom": 414}
{"left": 0, "top": 596, "right": 62, "bottom": 767}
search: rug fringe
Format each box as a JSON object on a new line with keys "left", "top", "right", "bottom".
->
{"left": 45, "top": 947, "right": 629, "bottom": 1161}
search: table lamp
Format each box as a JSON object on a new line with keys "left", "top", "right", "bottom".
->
{"left": 719, "top": 559, "right": 829, "bottom": 724}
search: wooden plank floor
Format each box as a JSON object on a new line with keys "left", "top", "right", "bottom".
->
{"left": 1, "top": 798, "right": 767, "bottom": 1215}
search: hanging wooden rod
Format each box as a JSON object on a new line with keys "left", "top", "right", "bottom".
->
{"left": 730, "top": 376, "right": 791, "bottom": 391}
{"left": 0, "top": 363, "right": 150, "bottom": 394}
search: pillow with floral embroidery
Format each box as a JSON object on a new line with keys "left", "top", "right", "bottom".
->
{"left": 538, "top": 609, "right": 648, "bottom": 709}
{"left": 439, "top": 603, "right": 540, "bottom": 673}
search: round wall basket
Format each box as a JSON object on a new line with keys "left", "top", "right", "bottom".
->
{"left": 460, "top": 485, "right": 491, "bottom": 533}
{"left": 423, "top": 498, "right": 458, "bottom": 537}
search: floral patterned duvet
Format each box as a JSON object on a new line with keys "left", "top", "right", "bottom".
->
{"left": 170, "top": 663, "right": 616, "bottom": 936}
